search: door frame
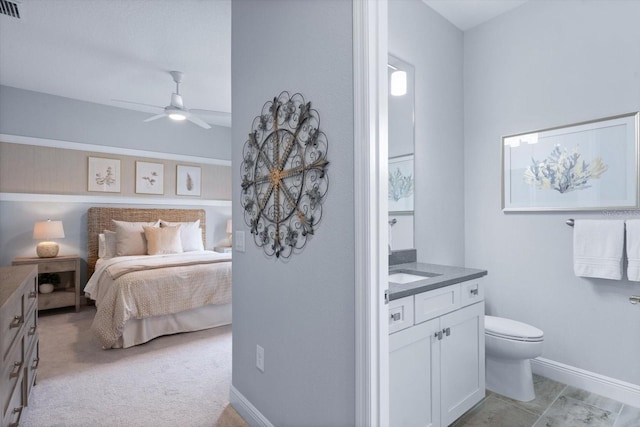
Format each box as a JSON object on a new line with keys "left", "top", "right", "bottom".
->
{"left": 353, "top": 0, "right": 389, "bottom": 425}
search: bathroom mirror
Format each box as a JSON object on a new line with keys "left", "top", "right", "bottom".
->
{"left": 388, "top": 55, "right": 415, "bottom": 250}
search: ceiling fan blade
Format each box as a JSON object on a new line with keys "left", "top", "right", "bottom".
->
{"left": 144, "top": 113, "right": 166, "bottom": 122}
{"left": 186, "top": 114, "right": 212, "bottom": 129}
{"left": 190, "top": 109, "right": 232, "bottom": 127}
{"left": 111, "top": 99, "right": 164, "bottom": 111}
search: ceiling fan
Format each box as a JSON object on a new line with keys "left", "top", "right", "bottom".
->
{"left": 112, "top": 71, "right": 231, "bottom": 129}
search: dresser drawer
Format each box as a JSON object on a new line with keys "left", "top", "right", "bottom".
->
{"left": 38, "top": 260, "right": 76, "bottom": 273}
{"left": 1, "top": 297, "right": 24, "bottom": 363}
{"left": 389, "top": 295, "right": 414, "bottom": 334}
{"left": 24, "top": 275, "right": 38, "bottom": 316}
{"left": 460, "top": 280, "right": 484, "bottom": 307}
{"left": 414, "top": 285, "right": 460, "bottom": 324}
{"left": 1, "top": 335, "right": 24, "bottom": 417}
{"left": 2, "top": 369, "right": 24, "bottom": 427}
{"left": 25, "top": 308, "right": 38, "bottom": 350}
{"left": 24, "top": 339, "right": 39, "bottom": 406}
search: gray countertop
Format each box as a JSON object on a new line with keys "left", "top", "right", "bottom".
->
{"left": 389, "top": 262, "right": 487, "bottom": 301}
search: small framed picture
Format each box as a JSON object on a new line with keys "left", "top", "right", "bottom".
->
{"left": 176, "top": 165, "right": 201, "bottom": 196}
{"left": 135, "top": 161, "right": 164, "bottom": 195}
{"left": 88, "top": 157, "right": 121, "bottom": 193}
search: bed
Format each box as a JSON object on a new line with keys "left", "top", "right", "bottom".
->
{"left": 85, "top": 207, "right": 232, "bottom": 349}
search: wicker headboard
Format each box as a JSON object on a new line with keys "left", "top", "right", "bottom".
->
{"left": 87, "top": 207, "right": 206, "bottom": 278}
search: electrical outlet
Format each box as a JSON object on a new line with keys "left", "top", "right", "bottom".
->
{"left": 235, "top": 230, "right": 245, "bottom": 253}
{"left": 256, "top": 344, "right": 265, "bottom": 373}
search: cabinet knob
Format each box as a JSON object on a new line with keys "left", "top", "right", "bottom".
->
{"left": 470, "top": 288, "right": 479, "bottom": 296}
{"left": 390, "top": 312, "right": 401, "bottom": 322}
{"left": 434, "top": 331, "right": 443, "bottom": 340}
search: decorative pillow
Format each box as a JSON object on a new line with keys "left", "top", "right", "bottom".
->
{"left": 98, "top": 230, "right": 117, "bottom": 259}
{"left": 113, "top": 220, "right": 160, "bottom": 256}
{"left": 143, "top": 225, "right": 183, "bottom": 255}
{"left": 159, "top": 219, "right": 204, "bottom": 252}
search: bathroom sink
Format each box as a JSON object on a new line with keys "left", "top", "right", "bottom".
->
{"left": 389, "top": 269, "right": 441, "bottom": 284}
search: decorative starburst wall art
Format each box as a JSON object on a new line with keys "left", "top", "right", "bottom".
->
{"left": 241, "top": 92, "right": 329, "bottom": 258}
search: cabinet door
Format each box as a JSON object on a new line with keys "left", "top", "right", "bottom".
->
{"left": 439, "top": 301, "right": 485, "bottom": 426}
{"left": 390, "top": 317, "right": 441, "bottom": 427}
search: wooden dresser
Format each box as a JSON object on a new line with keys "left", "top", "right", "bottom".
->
{"left": 1, "top": 265, "right": 39, "bottom": 427}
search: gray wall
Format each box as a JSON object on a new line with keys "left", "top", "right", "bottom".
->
{"left": 389, "top": 0, "right": 465, "bottom": 266}
{"left": 231, "top": 0, "right": 355, "bottom": 425}
{"left": 0, "top": 86, "right": 232, "bottom": 279}
{"left": 0, "top": 85, "right": 231, "bottom": 160}
{"left": 464, "top": 0, "right": 640, "bottom": 384}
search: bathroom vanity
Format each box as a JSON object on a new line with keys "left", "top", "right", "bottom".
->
{"left": 389, "top": 262, "right": 487, "bottom": 427}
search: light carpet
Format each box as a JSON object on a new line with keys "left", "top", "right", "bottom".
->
{"left": 20, "top": 307, "right": 243, "bottom": 427}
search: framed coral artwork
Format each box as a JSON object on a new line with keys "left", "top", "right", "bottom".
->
{"left": 88, "top": 157, "right": 120, "bottom": 193}
{"left": 176, "top": 165, "right": 201, "bottom": 196}
{"left": 502, "top": 112, "right": 639, "bottom": 211}
{"left": 389, "top": 154, "right": 414, "bottom": 213}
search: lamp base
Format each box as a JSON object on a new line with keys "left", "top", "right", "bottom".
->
{"left": 37, "top": 241, "right": 59, "bottom": 258}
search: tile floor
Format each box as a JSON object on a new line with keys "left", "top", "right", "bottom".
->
{"left": 452, "top": 375, "right": 640, "bottom": 427}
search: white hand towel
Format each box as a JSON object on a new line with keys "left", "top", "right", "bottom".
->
{"left": 573, "top": 219, "right": 624, "bottom": 280}
{"left": 626, "top": 220, "right": 640, "bottom": 281}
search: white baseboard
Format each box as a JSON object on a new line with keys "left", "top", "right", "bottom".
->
{"left": 531, "top": 357, "right": 640, "bottom": 407}
{"left": 229, "top": 385, "right": 274, "bottom": 427}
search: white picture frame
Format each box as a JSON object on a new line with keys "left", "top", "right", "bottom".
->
{"left": 135, "top": 161, "right": 164, "bottom": 195}
{"left": 88, "top": 157, "right": 121, "bottom": 193}
{"left": 176, "top": 165, "right": 201, "bottom": 196}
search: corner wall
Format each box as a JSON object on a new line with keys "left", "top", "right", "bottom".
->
{"left": 231, "top": 0, "right": 355, "bottom": 425}
{"left": 389, "top": 0, "right": 465, "bottom": 266}
{"left": 464, "top": 0, "right": 640, "bottom": 385}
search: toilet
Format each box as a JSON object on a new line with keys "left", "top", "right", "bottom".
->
{"left": 484, "top": 315, "right": 544, "bottom": 402}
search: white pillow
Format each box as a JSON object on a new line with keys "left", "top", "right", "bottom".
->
{"left": 113, "top": 220, "right": 160, "bottom": 256}
{"left": 143, "top": 225, "right": 183, "bottom": 255}
{"left": 159, "top": 219, "right": 204, "bottom": 252}
{"left": 98, "top": 230, "right": 117, "bottom": 259}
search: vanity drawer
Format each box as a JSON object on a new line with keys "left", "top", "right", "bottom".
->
{"left": 414, "top": 285, "right": 460, "bottom": 324}
{"left": 389, "top": 295, "right": 414, "bottom": 334}
{"left": 460, "top": 280, "right": 484, "bottom": 307}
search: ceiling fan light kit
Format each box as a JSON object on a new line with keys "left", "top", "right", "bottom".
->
{"left": 112, "top": 70, "right": 232, "bottom": 129}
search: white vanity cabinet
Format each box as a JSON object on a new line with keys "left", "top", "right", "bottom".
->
{"left": 390, "top": 278, "right": 485, "bottom": 427}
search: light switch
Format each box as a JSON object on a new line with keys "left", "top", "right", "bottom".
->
{"left": 235, "top": 230, "right": 245, "bottom": 253}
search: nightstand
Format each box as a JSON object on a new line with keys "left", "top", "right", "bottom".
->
{"left": 12, "top": 255, "right": 81, "bottom": 312}
{"left": 214, "top": 246, "right": 232, "bottom": 254}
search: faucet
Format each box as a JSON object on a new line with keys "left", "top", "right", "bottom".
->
{"left": 388, "top": 218, "right": 397, "bottom": 255}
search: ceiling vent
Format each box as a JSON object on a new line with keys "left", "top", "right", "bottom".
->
{"left": 0, "top": 0, "right": 21, "bottom": 19}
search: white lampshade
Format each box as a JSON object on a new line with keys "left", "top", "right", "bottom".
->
{"left": 33, "top": 220, "right": 65, "bottom": 258}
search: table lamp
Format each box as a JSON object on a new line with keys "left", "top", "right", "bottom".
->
{"left": 33, "top": 220, "right": 65, "bottom": 258}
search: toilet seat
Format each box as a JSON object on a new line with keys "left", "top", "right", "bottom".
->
{"left": 485, "top": 315, "right": 544, "bottom": 342}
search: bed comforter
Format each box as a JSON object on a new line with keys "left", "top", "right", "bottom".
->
{"left": 84, "top": 251, "right": 232, "bottom": 348}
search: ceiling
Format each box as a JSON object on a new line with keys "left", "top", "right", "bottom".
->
{"left": 423, "top": 0, "right": 529, "bottom": 31}
{"left": 0, "top": 0, "right": 524, "bottom": 129}
{"left": 0, "top": 0, "right": 231, "bottom": 127}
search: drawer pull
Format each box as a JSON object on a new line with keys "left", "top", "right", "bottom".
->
{"left": 28, "top": 326, "right": 37, "bottom": 336}
{"left": 434, "top": 331, "right": 443, "bottom": 340}
{"left": 29, "top": 290, "right": 37, "bottom": 298}
{"left": 10, "top": 315, "right": 24, "bottom": 328}
{"left": 470, "top": 288, "right": 479, "bottom": 296}
{"left": 31, "top": 357, "right": 40, "bottom": 370}
{"left": 444, "top": 327, "right": 451, "bottom": 337}
{"left": 8, "top": 406, "right": 24, "bottom": 427}
{"left": 10, "top": 361, "right": 22, "bottom": 378}
{"left": 390, "top": 312, "right": 401, "bottom": 321}
{"left": 630, "top": 296, "right": 640, "bottom": 305}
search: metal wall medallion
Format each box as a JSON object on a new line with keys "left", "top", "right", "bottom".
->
{"left": 241, "top": 92, "right": 329, "bottom": 258}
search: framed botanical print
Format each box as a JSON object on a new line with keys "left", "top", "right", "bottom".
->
{"left": 176, "top": 165, "right": 201, "bottom": 196}
{"left": 88, "top": 157, "right": 121, "bottom": 193}
{"left": 135, "top": 161, "right": 164, "bottom": 195}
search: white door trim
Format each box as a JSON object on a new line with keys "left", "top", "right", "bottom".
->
{"left": 353, "top": 0, "right": 389, "bottom": 426}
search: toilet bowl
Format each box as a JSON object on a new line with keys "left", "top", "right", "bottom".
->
{"left": 485, "top": 315, "right": 544, "bottom": 402}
